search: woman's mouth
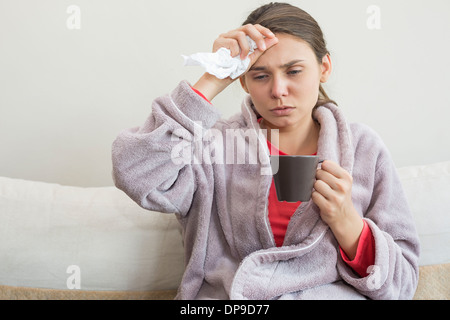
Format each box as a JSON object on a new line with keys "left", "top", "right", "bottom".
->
{"left": 270, "top": 106, "right": 295, "bottom": 116}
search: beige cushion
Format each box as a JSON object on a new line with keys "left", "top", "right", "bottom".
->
{"left": 0, "top": 176, "right": 185, "bottom": 292}
{"left": 397, "top": 161, "right": 450, "bottom": 266}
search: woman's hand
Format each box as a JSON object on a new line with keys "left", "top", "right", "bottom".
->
{"left": 213, "top": 24, "right": 278, "bottom": 63}
{"left": 312, "top": 160, "right": 364, "bottom": 260}
{"left": 192, "top": 24, "right": 278, "bottom": 101}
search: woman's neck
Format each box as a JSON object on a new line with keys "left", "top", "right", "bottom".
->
{"left": 262, "top": 118, "right": 320, "bottom": 155}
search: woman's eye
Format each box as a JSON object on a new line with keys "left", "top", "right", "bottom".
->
{"left": 253, "top": 74, "right": 268, "bottom": 81}
{"left": 288, "top": 69, "right": 302, "bottom": 76}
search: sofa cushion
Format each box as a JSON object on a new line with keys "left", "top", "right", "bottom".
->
{"left": 397, "top": 161, "right": 450, "bottom": 266}
{"left": 0, "top": 176, "right": 185, "bottom": 292}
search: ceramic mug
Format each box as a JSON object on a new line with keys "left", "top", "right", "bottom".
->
{"left": 270, "top": 155, "right": 320, "bottom": 202}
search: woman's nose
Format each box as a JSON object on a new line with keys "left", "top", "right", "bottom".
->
{"left": 271, "top": 77, "right": 288, "bottom": 99}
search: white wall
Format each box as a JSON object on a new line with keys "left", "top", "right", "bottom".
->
{"left": 1, "top": 0, "right": 449, "bottom": 187}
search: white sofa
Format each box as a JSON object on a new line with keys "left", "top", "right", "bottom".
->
{"left": 0, "top": 161, "right": 449, "bottom": 300}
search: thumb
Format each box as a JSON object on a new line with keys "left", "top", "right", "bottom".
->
{"left": 248, "top": 36, "right": 279, "bottom": 67}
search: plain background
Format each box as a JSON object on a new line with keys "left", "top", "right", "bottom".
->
{"left": 1, "top": 0, "right": 449, "bottom": 187}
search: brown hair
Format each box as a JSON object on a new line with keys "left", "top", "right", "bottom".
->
{"left": 243, "top": 2, "right": 336, "bottom": 107}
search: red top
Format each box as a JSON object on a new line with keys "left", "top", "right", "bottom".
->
{"left": 191, "top": 86, "right": 375, "bottom": 277}
{"left": 266, "top": 139, "right": 304, "bottom": 247}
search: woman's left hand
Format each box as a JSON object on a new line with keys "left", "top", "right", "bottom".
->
{"left": 312, "top": 160, "right": 364, "bottom": 259}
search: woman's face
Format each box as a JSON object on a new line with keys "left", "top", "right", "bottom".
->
{"left": 241, "top": 33, "right": 331, "bottom": 129}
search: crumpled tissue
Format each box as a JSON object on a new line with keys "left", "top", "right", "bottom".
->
{"left": 182, "top": 36, "right": 257, "bottom": 79}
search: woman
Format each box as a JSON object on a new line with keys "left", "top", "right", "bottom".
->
{"left": 112, "top": 2, "right": 420, "bottom": 299}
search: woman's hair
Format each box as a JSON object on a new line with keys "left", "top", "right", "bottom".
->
{"left": 243, "top": 2, "right": 336, "bottom": 107}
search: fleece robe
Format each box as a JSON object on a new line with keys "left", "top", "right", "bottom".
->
{"left": 112, "top": 81, "right": 420, "bottom": 300}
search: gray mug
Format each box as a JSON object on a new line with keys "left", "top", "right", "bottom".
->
{"left": 270, "top": 155, "right": 320, "bottom": 202}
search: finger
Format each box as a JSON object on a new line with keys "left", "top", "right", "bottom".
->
{"left": 218, "top": 24, "right": 278, "bottom": 61}
{"left": 218, "top": 29, "right": 253, "bottom": 59}
{"left": 316, "top": 168, "right": 340, "bottom": 191}
{"left": 247, "top": 36, "right": 279, "bottom": 66}
{"left": 311, "top": 190, "right": 328, "bottom": 212}
{"left": 264, "top": 35, "right": 279, "bottom": 49}
{"left": 240, "top": 24, "right": 268, "bottom": 53}
{"left": 213, "top": 36, "right": 240, "bottom": 57}
{"left": 253, "top": 24, "right": 276, "bottom": 39}
{"left": 235, "top": 30, "right": 252, "bottom": 59}
{"left": 313, "top": 179, "right": 334, "bottom": 200}
{"left": 320, "top": 160, "right": 351, "bottom": 180}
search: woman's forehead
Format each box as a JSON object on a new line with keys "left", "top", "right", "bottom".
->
{"left": 253, "top": 35, "right": 314, "bottom": 69}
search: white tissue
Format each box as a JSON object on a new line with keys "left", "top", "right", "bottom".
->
{"left": 182, "top": 36, "right": 257, "bottom": 79}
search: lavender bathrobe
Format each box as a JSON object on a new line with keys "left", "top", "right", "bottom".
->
{"left": 112, "top": 81, "right": 420, "bottom": 300}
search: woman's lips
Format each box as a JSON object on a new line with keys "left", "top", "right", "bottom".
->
{"left": 270, "top": 106, "right": 295, "bottom": 116}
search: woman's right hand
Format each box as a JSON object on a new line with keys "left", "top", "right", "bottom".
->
{"left": 192, "top": 24, "right": 278, "bottom": 101}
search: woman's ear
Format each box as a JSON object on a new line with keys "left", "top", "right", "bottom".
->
{"left": 239, "top": 76, "right": 249, "bottom": 93}
{"left": 320, "top": 54, "right": 332, "bottom": 83}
